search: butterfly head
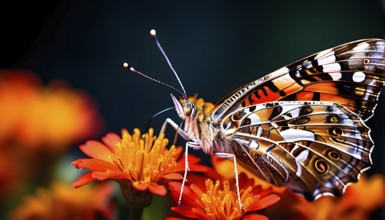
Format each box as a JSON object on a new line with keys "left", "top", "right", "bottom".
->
{"left": 171, "top": 94, "right": 214, "bottom": 121}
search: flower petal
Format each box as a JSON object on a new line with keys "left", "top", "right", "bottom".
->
{"left": 171, "top": 205, "right": 197, "bottom": 218}
{"left": 72, "top": 158, "right": 118, "bottom": 171}
{"left": 148, "top": 183, "right": 167, "bottom": 196}
{"left": 101, "top": 132, "right": 121, "bottom": 151}
{"left": 248, "top": 194, "right": 280, "bottom": 211}
{"left": 72, "top": 173, "right": 95, "bottom": 188}
{"left": 168, "top": 182, "right": 203, "bottom": 208}
{"left": 92, "top": 170, "right": 130, "bottom": 180}
{"left": 162, "top": 173, "right": 184, "bottom": 180}
{"left": 80, "top": 140, "right": 113, "bottom": 162}
{"left": 242, "top": 214, "right": 269, "bottom": 220}
{"left": 133, "top": 181, "right": 149, "bottom": 191}
{"left": 193, "top": 207, "right": 211, "bottom": 220}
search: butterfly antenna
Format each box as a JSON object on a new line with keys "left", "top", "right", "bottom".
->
{"left": 123, "top": 63, "right": 185, "bottom": 96}
{"left": 145, "top": 106, "right": 175, "bottom": 132}
{"left": 150, "top": 29, "right": 187, "bottom": 97}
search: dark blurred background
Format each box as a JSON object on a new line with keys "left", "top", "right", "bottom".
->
{"left": 1, "top": 0, "right": 384, "bottom": 217}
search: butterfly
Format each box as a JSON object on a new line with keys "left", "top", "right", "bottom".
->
{"left": 125, "top": 33, "right": 385, "bottom": 206}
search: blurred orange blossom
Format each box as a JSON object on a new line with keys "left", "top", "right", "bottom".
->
{"left": 9, "top": 181, "right": 115, "bottom": 220}
{"left": 0, "top": 70, "right": 103, "bottom": 150}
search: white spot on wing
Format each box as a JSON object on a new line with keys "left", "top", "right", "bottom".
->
{"left": 280, "top": 129, "right": 315, "bottom": 142}
{"left": 248, "top": 113, "right": 261, "bottom": 125}
{"left": 256, "top": 127, "right": 263, "bottom": 137}
{"left": 287, "top": 107, "right": 300, "bottom": 118}
{"left": 352, "top": 71, "right": 366, "bottom": 82}
{"left": 280, "top": 104, "right": 302, "bottom": 115}
{"left": 249, "top": 140, "right": 259, "bottom": 149}
{"left": 329, "top": 72, "right": 342, "bottom": 80}
{"left": 353, "top": 42, "right": 370, "bottom": 51}
{"left": 322, "top": 63, "right": 341, "bottom": 72}
{"left": 376, "top": 41, "right": 385, "bottom": 51}
{"left": 295, "top": 149, "right": 309, "bottom": 177}
{"left": 317, "top": 54, "right": 336, "bottom": 65}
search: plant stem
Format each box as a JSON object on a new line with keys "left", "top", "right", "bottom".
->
{"left": 128, "top": 206, "right": 144, "bottom": 220}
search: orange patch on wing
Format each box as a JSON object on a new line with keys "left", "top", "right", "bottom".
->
{"left": 297, "top": 92, "right": 316, "bottom": 100}
{"left": 250, "top": 89, "right": 281, "bottom": 105}
{"left": 243, "top": 97, "right": 251, "bottom": 106}
{"left": 297, "top": 92, "right": 354, "bottom": 106}
{"left": 304, "top": 82, "right": 339, "bottom": 94}
{"left": 282, "top": 82, "right": 303, "bottom": 95}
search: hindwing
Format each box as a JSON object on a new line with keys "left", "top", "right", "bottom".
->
{"left": 222, "top": 101, "right": 372, "bottom": 200}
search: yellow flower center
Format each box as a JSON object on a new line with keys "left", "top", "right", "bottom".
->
{"left": 110, "top": 128, "right": 179, "bottom": 184}
{"left": 198, "top": 179, "right": 256, "bottom": 220}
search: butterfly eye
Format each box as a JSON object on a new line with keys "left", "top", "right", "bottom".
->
{"left": 184, "top": 102, "right": 195, "bottom": 117}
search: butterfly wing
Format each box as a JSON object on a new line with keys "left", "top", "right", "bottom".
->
{"left": 222, "top": 101, "right": 372, "bottom": 200}
{"left": 211, "top": 39, "right": 385, "bottom": 122}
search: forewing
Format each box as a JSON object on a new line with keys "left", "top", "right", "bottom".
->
{"left": 212, "top": 39, "right": 385, "bottom": 122}
{"left": 222, "top": 101, "right": 372, "bottom": 200}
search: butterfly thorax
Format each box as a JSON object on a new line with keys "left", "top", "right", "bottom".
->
{"left": 174, "top": 95, "right": 233, "bottom": 154}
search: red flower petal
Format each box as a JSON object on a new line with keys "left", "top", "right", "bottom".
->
{"left": 242, "top": 214, "right": 269, "bottom": 220}
{"left": 101, "top": 132, "right": 121, "bottom": 151}
{"left": 189, "top": 184, "right": 205, "bottom": 198}
{"left": 72, "top": 173, "right": 95, "bottom": 188}
{"left": 171, "top": 205, "right": 197, "bottom": 218}
{"left": 80, "top": 140, "right": 113, "bottom": 162}
{"left": 193, "top": 207, "right": 211, "bottom": 220}
{"left": 162, "top": 173, "right": 183, "bottom": 180}
{"left": 72, "top": 158, "right": 118, "bottom": 172}
{"left": 91, "top": 170, "right": 130, "bottom": 180}
{"left": 148, "top": 183, "right": 167, "bottom": 196}
{"left": 171, "top": 154, "right": 209, "bottom": 173}
{"left": 132, "top": 181, "right": 149, "bottom": 191}
{"left": 169, "top": 182, "right": 202, "bottom": 208}
{"left": 248, "top": 194, "right": 280, "bottom": 211}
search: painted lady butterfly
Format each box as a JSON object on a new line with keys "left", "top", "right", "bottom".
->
{"left": 126, "top": 32, "right": 385, "bottom": 206}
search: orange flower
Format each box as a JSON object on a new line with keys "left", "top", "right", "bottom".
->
{"left": 0, "top": 147, "right": 21, "bottom": 199}
{"left": 72, "top": 128, "right": 207, "bottom": 207}
{"left": 9, "top": 181, "right": 115, "bottom": 220}
{"left": 211, "top": 156, "right": 286, "bottom": 195}
{"left": 0, "top": 70, "right": 103, "bottom": 149}
{"left": 0, "top": 70, "right": 38, "bottom": 144}
{"left": 167, "top": 173, "right": 280, "bottom": 220}
{"left": 263, "top": 174, "right": 385, "bottom": 220}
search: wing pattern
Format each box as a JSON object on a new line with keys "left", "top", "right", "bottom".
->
{"left": 222, "top": 101, "right": 373, "bottom": 200}
{"left": 212, "top": 39, "right": 385, "bottom": 122}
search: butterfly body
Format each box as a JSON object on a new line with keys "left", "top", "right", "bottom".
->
{"left": 171, "top": 38, "right": 385, "bottom": 201}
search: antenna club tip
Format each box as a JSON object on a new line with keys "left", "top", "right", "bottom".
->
{"left": 150, "top": 29, "right": 156, "bottom": 36}
{"left": 123, "top": 62, "right": 130, "bottom": 68}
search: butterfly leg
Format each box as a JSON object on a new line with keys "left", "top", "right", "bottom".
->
{"left": 177, "top": 141, "right": 201, "bottom": 205}
{"left": 214, "top": 152, "right": 244, "bottom": 211}
{"left": 160, "top": 118, "right": 192, "bottom": 141}
{"left": 160, "top": 118, "right": 201, "bottom": 205}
